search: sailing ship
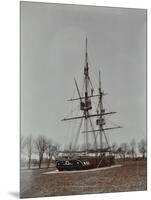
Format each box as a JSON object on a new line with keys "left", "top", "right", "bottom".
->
{"left": 56, "top": 38, "right": 121, "bottom": 171}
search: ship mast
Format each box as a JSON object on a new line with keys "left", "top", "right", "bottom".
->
{"left": 98, "top": 71, "right": 103, "bottom": 150}
{"left": 84, "top": 37, "right": 89, "bottom": 152}
{"left": 62, "top": 38, "right": 121, "bottom": 154}
{"left": 97, "top": 71, "right": 110, "bottom": 151}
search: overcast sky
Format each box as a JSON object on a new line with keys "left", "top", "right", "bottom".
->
{"left": 21, "top": 2, "right": 146, "bottom": 148}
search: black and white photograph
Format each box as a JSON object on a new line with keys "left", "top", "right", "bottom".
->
{"left": 20, "top": 1, "right": 147, "bottom": 198}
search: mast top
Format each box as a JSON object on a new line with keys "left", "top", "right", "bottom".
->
{"left": 99, "top": 70, "right": 101, "bottom": 93}
{"left": 86, "top": 37, "right": 87, "bottom": 55}
{"left": 84, "top": 37, "right": 88, "bottom": 76}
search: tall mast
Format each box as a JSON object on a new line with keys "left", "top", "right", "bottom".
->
{"left": 62, "top": 39, "right": 121, "bottom": 154}
{"left": 84, "top": 37, "right": 89, "bottom": 152}
{"left": 98, "top": 71, "right": 104, "bottom": 150}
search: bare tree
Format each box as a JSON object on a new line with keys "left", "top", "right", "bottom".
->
{"left": 120, "top": 142, "right": 129, "bottom": 160}
{"left": 138, "top": 139, "right": 147, "bottom": 160}
{"left": 25, "top": 135, "right": 34, "bottom": 169}
{"left": 45, "top": 139, "right": 53, "bottom": 168}
{"left": 130, "top": 139, "right": 136, "bottom": 160}
{"left": 53, "top": 143, "right": 60, "bottom": 159}
{"left": 112, "top": 142, "right": 118, "bottom": 159}
{"left": 35, "top": 136, "right": 47, "bottom": 168}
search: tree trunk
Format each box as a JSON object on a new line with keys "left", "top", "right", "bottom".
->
{"left": 28, "top": 157, "right": 31, "bottom": 169}
{"left": 122, "top": 153, "right": 125, "bottom": 161}
{"left": 39, "top": 156, "right": 43, "bottom": 168}
{"left": 47, "top": 158, "right": 51, "bottom": 168}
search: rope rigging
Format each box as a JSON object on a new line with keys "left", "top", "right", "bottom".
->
{"left": 61, "top": 38, "right": 121, "bottom": 156}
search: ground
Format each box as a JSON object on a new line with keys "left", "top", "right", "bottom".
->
{"left": 20, "top": 160, "right": 147, "bottom": 198}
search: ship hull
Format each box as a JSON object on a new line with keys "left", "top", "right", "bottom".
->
{"left": 56, "top": 155, "right": 115, "bottom": 171}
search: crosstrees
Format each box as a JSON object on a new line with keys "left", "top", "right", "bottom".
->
{"left": 82, "top": 126, "right": 122, "bottom": 133}
{"left": 62, "top": 112, "right": 116, "bottom": 121}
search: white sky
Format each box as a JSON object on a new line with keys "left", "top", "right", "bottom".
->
{"left": 21, "top": 2, "right": 146, "bottom": 148}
